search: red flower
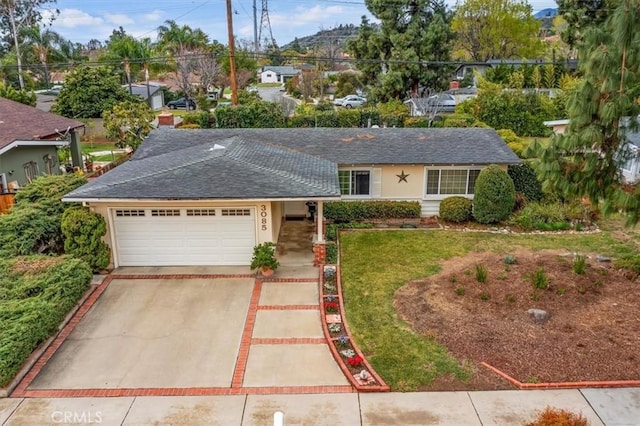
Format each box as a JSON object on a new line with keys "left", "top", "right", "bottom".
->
{"left": 324, "top": 301, "right": 339, "bottom": 313}
{"left": 348, "top": 355, "right": 363, "bottom": 367}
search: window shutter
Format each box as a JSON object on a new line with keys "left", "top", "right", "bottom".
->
{"left": 372, "top": 168, "right": 382, "bottom": 197}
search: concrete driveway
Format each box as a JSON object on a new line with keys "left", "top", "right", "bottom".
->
{"left": 29, "top": 277, "right": 254, "bottom": 389}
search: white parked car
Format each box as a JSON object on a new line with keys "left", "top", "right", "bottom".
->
{"left": 334, "top": 95, "right": 367, "bottom": 108}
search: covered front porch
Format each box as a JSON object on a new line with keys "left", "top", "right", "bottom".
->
{"left": 275, "top": 200, "right": 330, "bottom": 267}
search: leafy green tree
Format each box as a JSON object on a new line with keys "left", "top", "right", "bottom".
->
{"left": 335, "top": 71, "right": 364, "bottom": 97}
{"left": 473, "top": 164, "right": 516, "bottom": 223}
{"left": 451, "top": 0, "right": 544, "bottom": 61}
{"left": 557, "top": 0, "right": 610, "bottom": 48}
{"left": 103, "top": 99, "right": 155, "bottom": 151}
{"left": 460, "top": 78, "right": 561, "bottom": 136}
{"left": 536, "top": 0, "right": 640, "bottom": 224}
{"left": 61, "top": 207, "right": 110, "bottom": 272}
{"left": 0, "top": 82, "right": 35, "bottom": 105}
{"left": 348, "top": 1, "right": 455, "bottom": 101}
{"left": 51, "top": 66, "right": 131, "bottom": 118}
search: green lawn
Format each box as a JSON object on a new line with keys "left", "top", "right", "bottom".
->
{"left": 339, "top": 229, "right": 636, "bottom": 391}
{"left": 81, "top": 142, "right": 117, "bottom": 153}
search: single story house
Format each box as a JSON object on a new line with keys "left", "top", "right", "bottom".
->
{"left": 63, "top": 127, "right": 520, "bottom": 267}
{"left": 127, "top": 83, "right": 165, "bottom": 110}
{"left": 259, "top": 66, "right": 299, "bottom": 83}
{"left": 0, "top": 97, "right": 84, "bottom": 192}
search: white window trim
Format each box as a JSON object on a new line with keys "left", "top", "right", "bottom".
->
{"left": 338, "top": 167, "right": 374, "bottom": 199}
{"left": 423, "top": 166, "right": 483, "bottom": 201}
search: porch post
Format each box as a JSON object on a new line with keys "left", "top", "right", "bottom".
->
{"left": 316, "top": 200, "right": 324, "bottom": 243}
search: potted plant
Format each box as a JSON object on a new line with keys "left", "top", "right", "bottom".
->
{"left": 250, "top": 242, "right": 279, "bottom": 277}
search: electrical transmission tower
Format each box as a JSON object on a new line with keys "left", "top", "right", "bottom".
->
{"left": 257, "top": 0, "right": 277, "bottom": 50}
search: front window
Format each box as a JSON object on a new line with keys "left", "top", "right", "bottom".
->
{"left": 339, "top": 170, "right": 371, "bottom": 196}
{"left": 425, "top": 168, "right": 482, "bottom": 196}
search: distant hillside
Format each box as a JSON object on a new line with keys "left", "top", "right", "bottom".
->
{"left": 534, "top": 8, "right": 558, "bottom": 19}
{"left": 281, "top": 24, "right": 363, "bottom": 52}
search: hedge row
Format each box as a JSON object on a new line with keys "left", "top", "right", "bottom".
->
{"left": 0, "top": 256, "right": 92, "bottom": 387}
{"left": 324, "top": 201, "right": 421, "bottom": 222}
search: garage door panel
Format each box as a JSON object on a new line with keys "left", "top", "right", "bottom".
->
{"left": 114, "top": 208, "right": 256, "bottom": 266}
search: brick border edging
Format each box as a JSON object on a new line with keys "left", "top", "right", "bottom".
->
{"left": 18, "top": 385, "right": 355, "bottom": 398}
{"left": 10, "top": 277, "right": 114, "bottom": 397}
{"left": 481, "top": 362, "right": 640, "bottom": 389}
{"left": 319, "top": 266, "right": 390, "bottom": 392}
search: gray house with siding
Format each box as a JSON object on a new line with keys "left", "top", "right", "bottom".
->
{"left": 0, "top": 97, "right": 84, "bottom": 192}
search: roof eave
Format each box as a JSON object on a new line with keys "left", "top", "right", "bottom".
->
{"left": 62, "top": 196, "right": 342, "bottom": 203}
{"left": 0, "top": 139, "right": 69, "bottom": 156}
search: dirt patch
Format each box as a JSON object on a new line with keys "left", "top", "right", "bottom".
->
{"left": 395, "top": 249, "right": 640, "bottom": 390}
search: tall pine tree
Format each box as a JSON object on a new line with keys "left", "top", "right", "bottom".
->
{"left": 536, "top": 0, "right": 640, "bottom": 223}
{"left": 348, "top": 0, "right": 454, "bottom": 101}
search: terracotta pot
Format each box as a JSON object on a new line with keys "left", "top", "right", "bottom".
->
{"left": 260, "top": 266, "right": 275, "bottom": 277}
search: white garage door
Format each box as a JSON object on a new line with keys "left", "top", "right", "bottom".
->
{"left": 113, "top": 207, "right": 256, "bottom": 266}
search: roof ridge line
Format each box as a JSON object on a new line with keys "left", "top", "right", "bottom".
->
{"left": 71, "top": 141, "right": 236, "bottom": 195}
{"left": 227, "top": 139, "right": 336, "bottom": 192}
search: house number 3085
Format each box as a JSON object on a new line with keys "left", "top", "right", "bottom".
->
{"left": 260, "top": 205, "right": 268, "bottom": 231}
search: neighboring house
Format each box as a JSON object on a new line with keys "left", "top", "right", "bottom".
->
{"left": 454, "top": 59, "right": 578, "bottom": 86}
{"left": 63, "top": 127, "right": 519, "bottom": 268}
{"left": 259, "top": 66, "right": 299, "bottom": 83}
{"left": 544, "top": 118, "right": 640, "bottom": 183}
{"left": 127, "top": 83, "right": 165, "bottom": 110}
{"left": 0, "top": 97, "right": 84, "bottom": 192}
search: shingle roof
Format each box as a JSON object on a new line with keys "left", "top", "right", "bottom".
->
{"left": 64, "top": 134, "right": 339, "bottom": 200}
{"left": 65, "top": 127, "right": 519, "bottom": 200}
{"left": 134, "top": 127, "right": 518, "bottom": 165}
{"left": 0, "top": 97, "right": 84, "bottom": 149}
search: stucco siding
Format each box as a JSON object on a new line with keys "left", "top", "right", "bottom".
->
{"left": 379, "top": 165, "right": 424, "bottom": 198}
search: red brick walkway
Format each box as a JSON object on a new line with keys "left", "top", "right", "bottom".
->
{"left": 11, "top": 274, "right": 354, "bottom": 398}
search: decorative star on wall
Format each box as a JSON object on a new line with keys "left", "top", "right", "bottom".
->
{"left": 396, "top": 170, "right": 410, "bottom": 183}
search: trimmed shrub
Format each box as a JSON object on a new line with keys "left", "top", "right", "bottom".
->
{"left": 325, "top": 243, "right": 338, "bottom": 264}
{"left": 0, "top": 256, "right": 92, "bottom": 387}
{"left": 215, "top": 101, "right": 286, "bottom": 128}
{"left": 61, "top": 207, "right": 111, "bottom": 272}
{"left": 443, "top": 113, "right": 475, "bottom": 128}
{"left": 182, "top": 111, "right": 212, "bottom": 128}
{"left": 324, "top": 201, "right": 421, "bottom": 222}
{"left": 325, "top": 222, "right": 374, "bottom": 241}
{"left": 439, "top": 196, "right": 472, "bottom": 222}
{"left": 508, "top": 163, "right": 543, "bottom": 203}
{"left": 336, "top": 109, "right": 361, "bottom": 128}
{"left": 473, "top": 165, "right": 516, "bottom": 224}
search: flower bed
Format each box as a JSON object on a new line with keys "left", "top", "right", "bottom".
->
{"left": 320, "top": 265, "right": 389, "bottom": 391}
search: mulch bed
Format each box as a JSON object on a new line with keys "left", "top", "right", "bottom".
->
{"left": 394, "top": 249, "right": 640, "bottom": 391}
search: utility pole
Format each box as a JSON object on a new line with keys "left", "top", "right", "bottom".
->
{"left": 253, "top": 0, "right": 258, "bottom": 54}
{"left": 226, "top": 0, "right": 238, "bottom": 105}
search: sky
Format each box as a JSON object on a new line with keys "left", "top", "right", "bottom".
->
{"left": 44, "top": 0, "right": 560, "bottom": 48}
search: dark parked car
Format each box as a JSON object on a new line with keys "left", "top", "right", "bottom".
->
{"left": 166, "top": 97, "right": 196, "bottom": 110}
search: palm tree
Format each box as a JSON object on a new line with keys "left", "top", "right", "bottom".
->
{"left": 157, "top": 20, "right": 209, "bottom": 108}
{"left": 21, "top": 25, "right": 63, "bottom": 89}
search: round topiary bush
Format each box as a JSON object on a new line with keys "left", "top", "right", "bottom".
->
{"left": 439, "top": 196, "right": 473, "bottom": 222}
{"left": 473, "top": 165, "right": 516, "bottom": 224}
